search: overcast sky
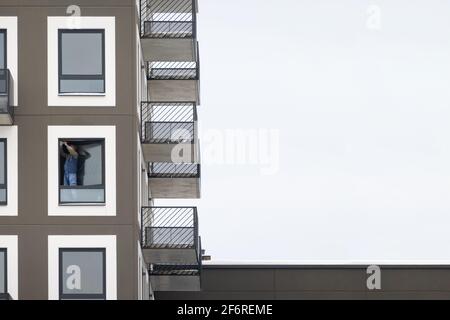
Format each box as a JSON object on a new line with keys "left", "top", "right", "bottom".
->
{"left": 160, "top": 0, "right": 450, "bottom": 263}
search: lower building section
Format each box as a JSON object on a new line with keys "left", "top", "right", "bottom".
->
{"left": 0, "top": 213, "right": 205, "bottom": 299}
{"left": 156, "top": 264, "right": 450, "bottom": 300}
{"left": 0, "top": 226, "right": 139, "bottom": 300}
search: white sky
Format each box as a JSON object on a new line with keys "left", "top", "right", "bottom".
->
{"left": 159, "top": 0, "right": 450, "bottom": 262}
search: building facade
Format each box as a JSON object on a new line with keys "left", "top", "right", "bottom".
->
{"left": 0, "top": 0, "right": 203, "bottom": 300}
{"left": 157, "top": 264, "right": 450, "bottom": 300}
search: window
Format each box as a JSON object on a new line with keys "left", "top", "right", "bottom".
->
{"left": 0, "top": 29, "right": 6, "bottom": 70}
{"left": 59, "top": 248, "right": 106, "bottom": 300}
{"left": 0, "top": 249, "right": 6, "bottom": 294}
{"left": 0, "top": 139, "right": 6, "bottom": 205}
{"left": 58, "top": 138, "right": 105, "bottom": 205}
{"left": 58, "top": 29, "right": 105, "bottom": 94}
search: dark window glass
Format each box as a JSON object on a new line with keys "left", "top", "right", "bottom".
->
{"left": 58, "top": 29, "right": 105, "bottom": 94}
{"left": 0, "top": 249, "right": 6, "bottom": 294}
{"left": 59, "top": 139, "right": 105, "bottom": 204}
{"left": 0, "top": 30, "right": 5, "bottom": 70}
{"left": 59, "top": 248, "right": 106, "bottom": 300}
{"left": 0, "top": 140, "right": 7, "bottom": 205}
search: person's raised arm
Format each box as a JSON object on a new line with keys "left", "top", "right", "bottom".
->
{"left": 65, "top": 143, "right": 79, "bottom": 157}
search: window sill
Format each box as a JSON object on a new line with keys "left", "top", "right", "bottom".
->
{"left": 59, "top": 203, "right": 106, "bottom": 207}
{"left": 58, "top": 93, "right": 106, "bottom": 97}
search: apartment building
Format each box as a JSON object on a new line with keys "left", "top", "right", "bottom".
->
{"left": 0, "top": 0, "right": 203, "bottom": 300}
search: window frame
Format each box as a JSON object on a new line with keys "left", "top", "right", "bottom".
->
{"left": 0, "top": 248, "right": 7, "bottom": 294}
{"left": 57, "top": 29, "right": 106, "bottom": 95}
{"left": 0, "top": 138, "right": 7, "bottom": 206}
{"left": 0, "top": 29, "right": 6, "bottom": 70}
{"left": 58, "top": 138, "right": 106, "bottom": 205}
{"left": 58, "top": 248, "right": 106, "bottom": 300}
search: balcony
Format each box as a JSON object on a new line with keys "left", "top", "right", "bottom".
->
{"left": 147, "top": 54, "right": 200, "bottom": 104}
{"left": 0, "top": 293, "right": 12, "bottom": 300}
{"left": 141, "top": 206, "right": 200, "bottom": 264}
{"left": 148, "top": 162, "right": 200, "bottom": 198}
{"left": 142, "top": 207, "right": 202, "bottom": 291}
{"left": 149, "top": 263, "right": 201, "bottom": 291}
{"left": 149, "top": 236, "right": 202, "bottom": 292}
{"left": 141, "top": 102, "right": 198, "bottom": 162}
{"left": 140, "top": 0, "right": 197, "bottom": 61}
{"left": 0, "top": 69, "right": 14, "bottom": 125}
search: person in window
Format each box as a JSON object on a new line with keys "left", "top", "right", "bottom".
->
{"left": 61, "top": 141, "right": 79, "bottom": 186}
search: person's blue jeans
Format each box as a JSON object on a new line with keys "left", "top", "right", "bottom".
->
{"left": 64, "top": 172, "right": 77, "bottom": 186}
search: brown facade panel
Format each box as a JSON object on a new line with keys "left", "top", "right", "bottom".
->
{"left": 156, "top": 266, "right": 450, "bottom": 300}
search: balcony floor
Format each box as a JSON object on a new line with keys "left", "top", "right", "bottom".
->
{"left": 141, "top": 38, "right": 195, "bottom": 61}
{"left": 148, "top": 80, "right": 199, "bottom": 104}
{"left": 151, "top": 274, "right": 201, "bottom": 292}
{"left": 149, "top": 177, "right": 200, "bottom": 199}
{"left": 142, "top": 142, "right": 197, "bottom": 163}
{"left": 143, "top": 247, "right": 199, "bottom": 264}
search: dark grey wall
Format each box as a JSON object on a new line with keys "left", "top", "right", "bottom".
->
{"left": 156, "top": 265, "right": 450, "bottom": 300}
{"left": 0, "top": 0, "right": 140, "bottom": 299}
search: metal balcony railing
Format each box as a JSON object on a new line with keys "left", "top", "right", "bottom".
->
{"left": 149, "top": 263, "right": 200, "bottom": 276}
{"left": 0, "top": 293, "right": 12, "bottom": 300}
{"left": 148, "top": 162, "right": 200, "bottom": 178}
{"left": 0, "top": 69, "right": 14, "bottom": 120}
{"left": 147, "top": 61, "right": 199, "bottom": 80}
{"left": 140, "top": 0, "right": 197, "bottom": 38}
{"left": 141, "top": 206, "right": 199, "bottom": 250}
{"left": 141, "top": 102, "right": 197, "bottom": 144}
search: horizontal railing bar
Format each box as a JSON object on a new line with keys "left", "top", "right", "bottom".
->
{"left": 145, "top": 20, "right": 193, "bottom": 23}
{"left": 147, "top": 121, "right": 194, "bottom": 124}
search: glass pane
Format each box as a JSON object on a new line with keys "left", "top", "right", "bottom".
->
{"left": 61, "top": 250, "right": 104, "bottom": 295}
{"left": 0, "top": 69, "right": 7, "bottom": 94}
{"left": 0, "top": 141, "right": 5, "bottom": 185}
{"left": 146, "top": 122, "right": 193, "bottom": 142}
{"left": 0, "top": 96, "right": 7, "bottom": 113}
{"left": 60, "top": 140, "right": 103, "bottom": 187}
{"left": 0, "top": 69, "right": 7, "bottom": 113}
{"left": 59, "top": 140, "right": 104, "bottom": 204}
{"left": 0, "top": 189, "right": 6, "bottom": 203}
{"left": 0, "top": 31, "right": 5, "bottom": 70}
{"left": 59, "top": 79, "right": 104, "bottom": 94}
{"left": 147, "top": 227, "right": 193, "bottom": 246}
{"left": 60, "top": 188, "right": 104, "bottom": 203}
{"left": 0, "top": 250, "right": 5, "bottom": 293}
{"left": 79, "top": 142, "right": 103, "bottom": 186}
{"left": 61, "top": 32, "right": 103, "bottom": 76}
{"left": 144, "top": 21, "right": 193, "bottom": 36}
